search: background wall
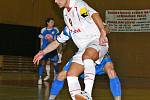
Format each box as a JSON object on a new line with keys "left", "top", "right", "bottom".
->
{"left": 1, "top": 0, "right": 150, "bottom": 26}
{"left": 0, "top": 0, "right": 150, "bottom": 77}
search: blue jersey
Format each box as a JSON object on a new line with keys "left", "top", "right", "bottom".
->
{"left": 40, "top": 27, "right": 59, "bottom": 49}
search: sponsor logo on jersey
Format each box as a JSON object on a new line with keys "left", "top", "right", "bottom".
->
{"left": 52, "top": 31, "right": 55, "bottom": 35}
{"left": 80, "top": 7, "right": 88, "bottom": 17}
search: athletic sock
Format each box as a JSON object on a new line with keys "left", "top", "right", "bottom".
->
{"left": 46, "top": 64, "right": 50, "bottom": 77}
{"left": 67, "top": 76, "right": 81, "bottom": 100}
{"left": 83, "top": 59, "right": 95, "bottom": 97}
{"left": 49, "top": 79, "right": 64, "bottom": 99}
{"left": 110, "top": 77, "right": 121, "bottom": 97}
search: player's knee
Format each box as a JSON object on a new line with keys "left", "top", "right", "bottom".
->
{"left": 105, "top": 63, "right": 117, "bottom": 78}
{"left": 82, "top": 52, "right": 98, "bottom": 61}
{"left": 57, "top": 71, "right": 67, "bottom": 81}
{"left": 82, "top": 54, "right": 91, "bottom": 60}
{"left": 67, "top": 71, "right": 73, "bottom": 76}
{"left": 107, "top": 69, "right": 117, "bottom": 79}
{"left": 67, "top": 71, "right": 78, "bottom": 77}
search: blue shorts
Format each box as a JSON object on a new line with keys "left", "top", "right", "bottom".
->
{"left": 41, "top": 50, "right": 59, "bottom": 63}
{"left": 63, "top": 53, "right": 112, "bottom": 77}
{"left": 95, "top": 57, "right": 112, "bottom": 75}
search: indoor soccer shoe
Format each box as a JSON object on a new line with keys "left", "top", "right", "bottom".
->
{"left": 38, "top": 78, "right": 42, "bottom": 85}
{"left": 75, "top": 91, "right": 92, "bottom": 100}
{"left": 81, "top": 91, "right": 92, "bottom": 100}
{"left": 44, "top": 75, "right": 50, "bottom": 81}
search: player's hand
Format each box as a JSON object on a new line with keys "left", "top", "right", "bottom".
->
{"left": 33, "top": 50, "right": 45, "bottom": 65}
{"left": 38, "top": 34, "right": 43, "bottom": 39}
{"left": 99, "top": 34, "right": 108, "bottom": 46}
{"left": 45, "top": 34, "right": 53, "bottom": 41}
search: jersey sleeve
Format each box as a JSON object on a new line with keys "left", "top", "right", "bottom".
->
{"left": 38, "top": 34, "right": 43, "bottom": 39}
{"left": 56, "top": 26, "right": 71, "bottom": 43}
{"left": 54, "top": 27, "right": 60, "bottom": 35}
{"left": 39, "top": 28, "right": 46, "bottom": 39}
{"left": 40, "top": 27, "right": 46, "bottom": 34}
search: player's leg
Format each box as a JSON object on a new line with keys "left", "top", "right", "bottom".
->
{"left": 57, "top": 53, "right": 62, "bottom": 63}
{"left": 57, "top": 43, "right": 63, "bottom": 64}
{"left": 104, "top": 62, "right": 121, "bottom": 100}
{"left": 67, "top": 62, "right": 84, "bottom": 100}
{"left": 51, "top": 54, "right": 59, "bottom": 80}
{"left": 44, "top": 60, "right": 50, "bottom": 81}
{"left": 48, "top": 70, "right": 66, "bottom": 100}
{"left": 38, "top": 54, "right": 50, "bottom": 84}
{"left": 81, "top": 39, "right": 108, "bottom": 98}
{"left": 53, "top": 62, "right": 59, "bottom": 80}
{"left": 82, "top": 47, "right": 98, "bottom": 98}
{"left": 38, "top": 60, "right": 45, "bottom": 85}
{"left": 48, "top": 59, "right": 72, "bottom": 100}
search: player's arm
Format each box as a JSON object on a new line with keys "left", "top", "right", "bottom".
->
{"left": 39, "top": 34, "right": 43, "bottom": 49}
{"left": 103, "top": 23, "right": 110, "bottom": 34}
{"left": 39, "top": 28, "right": 45, "bottom": 48}
{"left": 40, "top": 39, "right": 43, "bottom": 49}
{"left": 43, "top": 40, "right": 60, "bottom": 54}
{"left": 83, "top": 2, "right": 108, "bottom": 45}
{"left": 33, "top": 40, "right": 60, "bottom": 65}
{"left": 92, "top": 13, "right": 108, "bottom": 45}
{"left": 82, "top": 1, "right": 106, "bottom": 36}
{"left": 91, "top": 13, "right": 108, "bottom": 46}
{"left": 92, "top": 13, "right": 107, "bottom": 36}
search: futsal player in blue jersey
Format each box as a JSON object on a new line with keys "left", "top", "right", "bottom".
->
{"left": 48, "top": 52, "right": 121, "bottom": 100}
{"left": 48, "top": 23, "right": 121, "bottom": 100}
{"left": 38, "top": 18, "right": 60, "bottom": 85}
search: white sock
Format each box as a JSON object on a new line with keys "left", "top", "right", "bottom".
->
{"left": 67, "top": 76, "right": 81, "bottom": 100}
{"left": 46, "top": 65, "right": 50, "bottom": 76}
{"left": 83, "top": 59, "right": 95, "bottom": 97}
{"left": 58, "top": 53, "right": 62, "bottom": 63}
{"left": 53, "top": 70, "right": 57, "bottom": 80}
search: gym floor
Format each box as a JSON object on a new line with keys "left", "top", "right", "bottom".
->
{"left": 0, "top": 72, "right": 150, "bottom": 100}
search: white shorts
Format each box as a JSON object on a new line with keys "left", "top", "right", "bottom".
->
{"left": 72, "top": 39, "right": 109, "bottom": 65}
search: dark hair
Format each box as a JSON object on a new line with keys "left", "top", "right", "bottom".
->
{"left": 45, "top": 17, "right": 54, "bottom": 26}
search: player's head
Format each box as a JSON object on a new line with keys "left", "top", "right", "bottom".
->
{"left": 54, "top": 0, "right": 69, "bottom": 8}
{"left": 45, "top": 18, "right": 55, "bottom": 28}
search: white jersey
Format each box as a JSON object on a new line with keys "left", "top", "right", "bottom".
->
{"left": 60, "top": 0, "right": 101, "bottom": 50}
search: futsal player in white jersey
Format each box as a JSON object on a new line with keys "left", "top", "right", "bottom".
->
{"left": 34, "top": 0, "right": 109, "bottom": 99}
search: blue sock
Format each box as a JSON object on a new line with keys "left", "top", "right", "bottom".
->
{"left": 53, "top": 63, "right": 59, "bottom": 74}
{"left": 50, "top": 79, "right": 64, "bottom": 95}
{"left": 110, "top": 77, "right": 121, "bottom": 97}
{"left": 38, "top": 64, "right": 44, "bottom": 78}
